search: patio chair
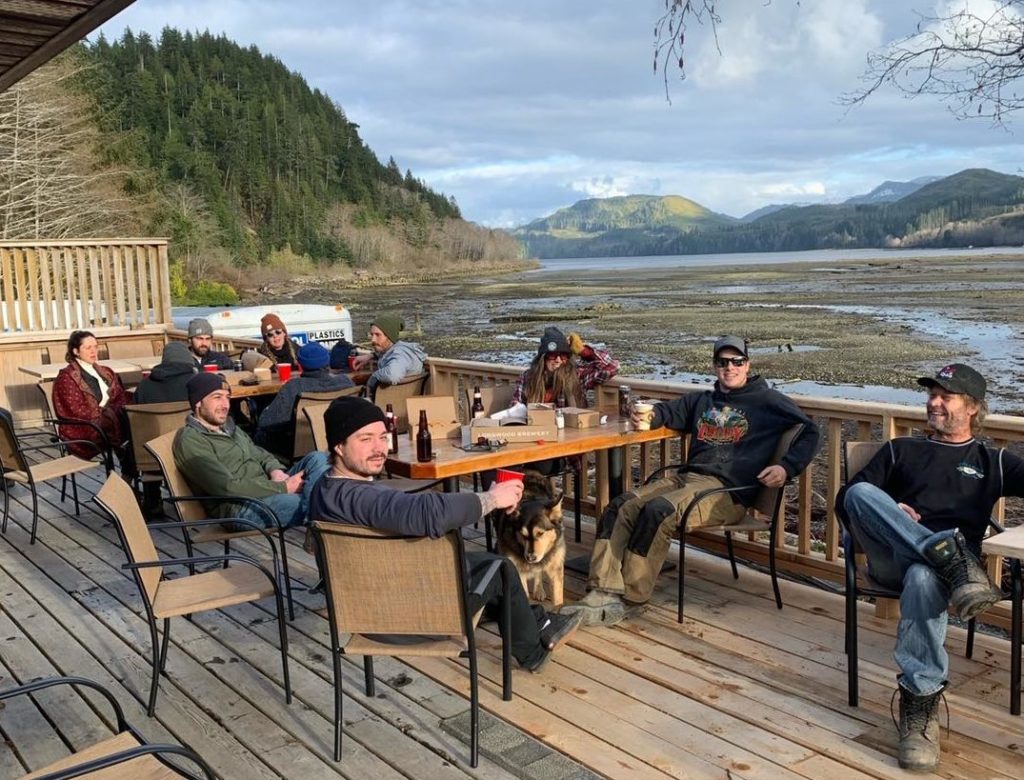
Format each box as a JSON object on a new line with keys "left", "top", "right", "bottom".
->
{"left": 370, "top": 371, "right": 430, "bottom": 433}
{"left": 310, "top": 521, "right": 513, "bottom": 766}
{"left": 144, "top": 431, "right": 296, "bottom": 620}
{"left": 124, "top": 401, "right": 191, "bottom": 498}
{"left": 293, "top": 385, "right": 363, "bottom": 458}
{"left": 838, "top": 440, "right": 1013, "bottom": 708}
{"left": 94, "top": 472, "right": 291, "bottom": 717}
{"left": 0, "top": 675, "right": 215, "bottom": 779}
{"left": 646, "top": 423, "right": 805, "bottom": 623}
{"left": 38, "top": 378, "right": 116, "bottom": 495}
{"left": 0, "top": 406, "right": 105, "bottom": 545}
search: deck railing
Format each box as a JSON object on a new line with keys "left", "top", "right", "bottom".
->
{"left": 428, "top": 357, "right": 1024, "bottom": 628}
{"left": 0, "top": 238, "right": 172, "bottom": 332}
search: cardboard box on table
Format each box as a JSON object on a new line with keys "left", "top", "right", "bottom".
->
{"left": 470, "top": 403, "right": 558, "bottom": 442}
{"left": 406, "top": 395, "right": 462, "bottom": 440}
{"left": 561, "top": 407, "right": 600, "bottom": 429}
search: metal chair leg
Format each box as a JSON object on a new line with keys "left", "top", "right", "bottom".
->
{"left": 29, "top": 488, "right": 40, "bottom": 545}
{"left": 274, "top": 584, "right": 292, "bottom": 704}
{"left": 333, "top": 652, "right": 344, "bottom": 761}
{"left": 363, "top": 656, "right": 375, "bottom": 697}
{"left": 147, "top": 618, "right": 162, "bottom": 716}
{"left": 725, "top": 531, "right": 739, "bottom": 579}
{"left": 278, "top": 526, "right": 295, "bottom": 621}
{"left": 469, "top": 646, "right": 479, "bottom": 768}
{"left": 677, "top": 528, "right": 688, "bottom": 623}
{"left": 71, "top": 474, "right": 81, "bottom": 516}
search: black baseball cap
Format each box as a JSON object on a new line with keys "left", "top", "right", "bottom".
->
{"left": 713, "top": 335, "right": 748, "bottom": 357}
{"left": 917, "top": 363, "right": 986, "bottom": 401}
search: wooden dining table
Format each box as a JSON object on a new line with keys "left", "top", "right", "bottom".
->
{"left": 982, "top": 526, "right": 1024, "bottom": 715}
{"left": 19, "top": 359, "right": 154, "bottom": 381}
{"left": 385, "top": 414, "right": 675, "bottom": 496}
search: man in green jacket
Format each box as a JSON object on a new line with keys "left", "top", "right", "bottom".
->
{"left": 173, "top": 372, "right": 330, "bottom": 529}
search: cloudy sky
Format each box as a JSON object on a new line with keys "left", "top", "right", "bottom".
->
{"left": 95, "top": 1, "right": 1024, "bottom": 227}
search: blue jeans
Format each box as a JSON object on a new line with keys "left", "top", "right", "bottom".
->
{"left": 232, "top": 452, "right": 331, "bottom": 531}
{"left": 842, "top": 482, "right": 960, "bottom": 696}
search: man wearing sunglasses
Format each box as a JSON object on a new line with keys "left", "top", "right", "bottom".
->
{"left": 564, "top": 335, "right": 820, "bottom": 626}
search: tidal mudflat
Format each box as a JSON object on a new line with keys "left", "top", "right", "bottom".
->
{"left": 292, "top": 251, "right": 1024, "bottom": 413}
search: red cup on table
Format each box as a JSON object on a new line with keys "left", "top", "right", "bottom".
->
{"left": 495, "top": 468, "right": 524, "bottom": 483}
{"left": 348, "top": 353, "right": 359, "bottom": 371}
{"left": 277, "top": 363, "right": 292, "bottom": 382}
{"left": 203, "top": 364, "right": 218, "bottom": 373}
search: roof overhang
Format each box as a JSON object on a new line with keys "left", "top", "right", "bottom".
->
{"left": 0, "top": 0, "right": 137, "bottom": 93}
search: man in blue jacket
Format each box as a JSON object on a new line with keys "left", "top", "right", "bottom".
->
{"left": 351, "top": 314, "right": 426, "bottom": 394}
{"left": 565, "top": 336, "right": 820, "bottom": 626}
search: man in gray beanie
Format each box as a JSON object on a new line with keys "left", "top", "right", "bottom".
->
{"left": 172, "top": 373, "right": 330, "bottom": 530}
{"left": 309, "top": 396, "right": 582, "bottom": 672}
{"left": 186, "top": 317, "right": 233, "bottom": 370}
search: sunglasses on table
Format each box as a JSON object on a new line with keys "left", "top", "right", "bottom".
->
{"left": 714, "top": 356, "right": 749, "bottom": 368}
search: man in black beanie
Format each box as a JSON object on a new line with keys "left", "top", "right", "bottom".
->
{"left": 172, "top": 373, "right": 331, "bottom": 530}
{"left": 309, "top": 396, "right": 582, "bottom": 672}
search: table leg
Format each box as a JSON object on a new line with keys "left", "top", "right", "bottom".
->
{"left": 1012, "top": 559, "right": 1022, "bottom": 716}
{"left": 443, "top": 476, "right": 459, "bottom": 493}
{"left": 566, "top": 445, "right": 629, "bottom": 576}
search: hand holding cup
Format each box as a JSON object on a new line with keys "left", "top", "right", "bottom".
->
{"left": 631, "top": 400, "right": 655, "bottom": 431}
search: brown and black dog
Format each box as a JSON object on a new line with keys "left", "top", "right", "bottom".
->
{"left": 494, "top": 470, "right": 566, "bottom": 608}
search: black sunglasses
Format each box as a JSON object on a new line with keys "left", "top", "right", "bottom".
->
{"left": 714, "top": 356, "right": 748, "bottom": 368}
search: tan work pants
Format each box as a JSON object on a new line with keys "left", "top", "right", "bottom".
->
{"left": 588, "top": 472, "right": 746, "bottom": 603}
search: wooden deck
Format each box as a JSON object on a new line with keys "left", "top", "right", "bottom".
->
{"left": 1, "top": 461, "right": 1022, "bottom": 780}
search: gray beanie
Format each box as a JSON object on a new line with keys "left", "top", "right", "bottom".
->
{"left": 188, "top": 318, "right": 213, "bottom": 338}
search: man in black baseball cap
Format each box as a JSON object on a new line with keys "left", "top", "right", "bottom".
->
{"left": 837, "top": 362, "right": 1023, "bottom": 771}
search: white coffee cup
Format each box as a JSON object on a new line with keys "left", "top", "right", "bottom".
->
{"left": 633, "top": 401, "right": 654, "bottom": 431}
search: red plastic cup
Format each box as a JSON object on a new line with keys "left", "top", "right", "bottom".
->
{"left": 141, "top": 370, "right": 151, "bottom": 379}
{"left": 277, "top": 363, "right": 292, "bottom": 382}
{"left": 495, "top": 468, "right": 524, "bottom": 483}
{"left": 348, "top": 353, "right": 359, "bottom": 371}
{"left": 203, "top": 364, "right": 218, "bottom": 373}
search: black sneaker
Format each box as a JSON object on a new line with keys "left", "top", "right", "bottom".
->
{"left": 539, "top": 610, "right": 583, "bottom": 651}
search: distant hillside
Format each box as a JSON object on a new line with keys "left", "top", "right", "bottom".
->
{"left": 844, "top": 176, "right": 940, "bottom": 205}
{"left": 516, "top": 169, "right": 1024, "bottom": 258}
{"left": 71, "top": 29, "right": 521, "bottom": 298}
{"left": 514, "top": 194, "right": 735, "bottom": 257}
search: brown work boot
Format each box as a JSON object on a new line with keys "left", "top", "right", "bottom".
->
{"left": 919, "top": 531, "right": 1002, "bottom": 620}
{"left": 892, "top": 684, "right": 944, "bottom": 772}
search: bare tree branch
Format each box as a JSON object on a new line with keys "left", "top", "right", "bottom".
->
{"left": 653, "top": 0, "right": 723, "bottom": 102}
{"left": 841, "top": 1, "right": 1024, "bottom": 125}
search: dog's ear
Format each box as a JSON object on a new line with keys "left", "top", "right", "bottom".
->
{"left": 545, "top": 492, "right": 563, "bottom": 510}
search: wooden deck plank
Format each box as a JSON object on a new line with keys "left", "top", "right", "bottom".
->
{"left": 11, "top": 471, "right": 523, "bottom": 780}
{"left": 2, "top": 457, "right": 1023, "bottom": 780}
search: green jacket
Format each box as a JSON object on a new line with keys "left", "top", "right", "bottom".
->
{"left": 172, "top": 416, "right": 286, "bottom": 519}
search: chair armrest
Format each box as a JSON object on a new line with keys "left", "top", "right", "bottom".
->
{"left": 0, "top": 676, "right": 128, "bottom": 732}
{"left": 165, "top": 494, "right": 282, "bottom": 529}
{"left": 18, "top": 439, "right": 105, "bottom": 457}
{"left": 124, "top": 553, "right": 280, "bottom": 587}
{"left": 468, "top": 558, "right": 506, "bottom": 599}
{"left": 29, "top": 743, "right": 216, "bottom": 780}
{"left": 644, "top": 464, "right": 689, "bottom": 485}
{"left": 149, "top": 517, "right": 281, "bottom": 572}
{"left": 678, "top": 480, "right": 792, "bottom": 526}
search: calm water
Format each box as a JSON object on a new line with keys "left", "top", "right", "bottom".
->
{"left": 535, "top": 246, "right": 1024, "bottom": 272}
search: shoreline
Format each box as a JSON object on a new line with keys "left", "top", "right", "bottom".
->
{"left": 252, "top": 249, "right": 1024, "bottom": 414}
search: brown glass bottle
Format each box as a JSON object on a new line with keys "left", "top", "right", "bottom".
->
{"left": 415, "top": 409, "right": 432, "bottom": 462}
{"left": 471, "top": 385, "right": 485, "bottom": 419}
{"left": 385, "top": 403, "right": 398, "bottom": 454}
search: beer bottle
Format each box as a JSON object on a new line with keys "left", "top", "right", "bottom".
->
{"left": 555, "top": 391, "right": 567, "bottom": 409}
{"left": 385, "top": 403, "right": 398, "bottom": 454}
{"left": 471, "top": 385, "right": 485, "bottom": 419}
{"left": 416, "top": 409, "right": 432, "bottom": 462}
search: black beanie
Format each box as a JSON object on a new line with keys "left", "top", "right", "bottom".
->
{"left": 538, "top": 326, "right": 571, "bottom": 356}
{"left": 187, "top": 372, "right": 228, "bottom": 409}
{"left": 324, "top": 396, "right": 387, "bottom": 449}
